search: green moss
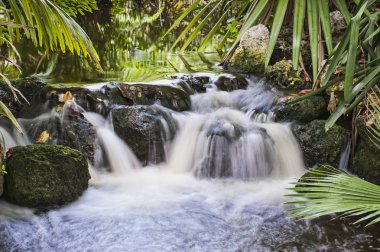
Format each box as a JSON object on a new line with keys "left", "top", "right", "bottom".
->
{"left": 229, "top": 47, "right": 266, "bottom": 74}
{"left": 3, "top": 145, "right": 90, "bottom": 209}
{"left": 265, "top": 60, "right": 304, "bottom": 88}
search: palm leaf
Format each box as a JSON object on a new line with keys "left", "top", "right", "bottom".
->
{"left": 286, "top": 165, "right": 380, "bottom": 226}
{"left": 265, "top": 0, "right": 289, "bottom": 66}
{"left": 292, "top": 0, "right": 306, "bottom": 70}
{"left": 0, "top": 100, "right": 22, "bottom": 133}
{"left": 5, "top": 0, "right": 100, "bottom": 67}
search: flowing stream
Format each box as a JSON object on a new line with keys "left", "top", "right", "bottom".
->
{"left": 0, "top": 77, "right": 379, "bottom": 251}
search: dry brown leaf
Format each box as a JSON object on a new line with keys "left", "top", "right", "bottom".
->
{"left": 327, "top": 92, "right": 337, "bottom": 114}
{"left": 36, "top": 130, "right": 50, "bottom": 144}
{"left": 59, "top": 91, "right": 73, "bottom": 103}
{"left": 298, "top": 89, "right": 313, "bottom": 96}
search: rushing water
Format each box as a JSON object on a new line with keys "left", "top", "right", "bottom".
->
{"left": 0, "top": 77, "right": 380, "bottom": 251}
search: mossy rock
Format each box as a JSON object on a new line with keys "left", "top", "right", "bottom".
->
{"left": 3, "top": 145, "right": 90, "bottom": 209}
{"left": 275, "top": 96, "right": 328, "bottom": 123}
{"left": 228, "top": 25, "right": 269, "bottom": 74}
{"left": 265, "top": 60, "right": 308, "bottom": 89}
{"left": 351, "top": 142, "right": 380, "bottom": 185}
{"left": 350, "top": 116, "right": 380, "bottom": 185}
{"left": 292, "top": 120, "right": 348, "bottom": 168}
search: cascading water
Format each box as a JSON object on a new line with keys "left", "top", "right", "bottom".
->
{"left": 0, "top": 76, "right": 379, "bottom": 251}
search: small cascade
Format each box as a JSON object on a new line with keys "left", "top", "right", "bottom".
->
{"left": 168, "top": 79, "right": 304, "bottom": 180}
{"left": 339, "top": 136, "right": 351, "bottom": 171}
{"left": 83, "top": 112, "right": 141, "bottom": 173}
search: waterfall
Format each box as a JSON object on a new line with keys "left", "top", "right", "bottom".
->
{"left": 83, "top": 112, "right": 141, "bottom": 174}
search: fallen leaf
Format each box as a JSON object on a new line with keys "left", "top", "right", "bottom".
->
{"left": 59, "top": 91, "right": 73, "bottom": 103}
{"left": 327, "top": 92, "right": 337, "bottom": 113}
{"left": 36, "top": 130, "right": 50, "bottom": 144}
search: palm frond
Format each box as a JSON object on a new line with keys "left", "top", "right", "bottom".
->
{"left": 286, "top": 165, "right": 380, "bottom": 226}
{"left": 3, "top": 0, "right": 100, "bottom": 67}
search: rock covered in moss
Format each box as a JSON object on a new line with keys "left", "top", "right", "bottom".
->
{"left": 350, "top": 116, "right": 380, "bottom": 184}
{"left": 228, "top": 25, "right": 269, "bottom": 74}
{"left": 292, "top": 120, "right": 348, "bottom": 168}
{"left": 265, "top": 60, "right": 308, "bottom": 89}
{"left": 275, "top": 95, "right": 327, "bottom": 123}
{"left": 3, "top": 145, "right": 90, "bottom": 209}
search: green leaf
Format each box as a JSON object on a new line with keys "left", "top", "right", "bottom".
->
{"left": 0, "top": 100, "right": 22, "bottom": 133}
{"left": 307, "top": 0, "right": 319, "bottom": 83}
{"left": 318, "top": 0, "right": 333, "bottom": 55}
{"left": 266, "top": 0, "right": 289, "bottom": 66}
{"left": 292, "top": 0, "right": 306, "bottom": 70}
{"left": 286, "top": 165, "right": 380, "bottom": 226}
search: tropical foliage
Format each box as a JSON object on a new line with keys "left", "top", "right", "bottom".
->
{"left": 286, "top": 165, "right": 380, "bottom": 226}
{"left": 167, "top": 0, "right": 380, "bottom": 130}
{"left": 0, "top": 0, "right": 100, "bottom": 133}
{"left": 288, "top": 1, "right": 380, "bottom": 131}
{"left": 165, "top": 0, "right": 355, "bottom": 79}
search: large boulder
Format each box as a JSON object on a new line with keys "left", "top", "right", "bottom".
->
{"left": 112, "top": 105, "right": 176, "bottom": 165}
{"left": 3, "top": 145, "right": 90, "bottom": 209}
{"left": 275, "top": 96, "right": 327, "bottom": 123}
{"left": 350, "top": 116, "right": 380, "bottom": 185}
{"left": 292, "top": 120, "right": 348, "bottom": 168}
{"left": 228, "top": 25, "right": 269, "bottom": 74}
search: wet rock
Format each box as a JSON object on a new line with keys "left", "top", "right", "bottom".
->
{"left": 44, "top": 84, "right": 109, "bottom": 116}
{"left": 172, "top": 73, "right": 248, "bottom": 93}
{"left": 20, "top": 114, "right": 98, "bottom": 164}
{"left": 229, "top": 25, "right": 269, "bottom": 74}
{"left": 58, "top": 117, "right": 98, "bottom": 164}
{"left": 115, "top": 82, "right": 191, "bottom": 111}
{"left": 275, "top": 96, "right": 327, "bottom": 123}
{"left": 350, "top": 116, "right": 380, "bottom": 184}
{"left": 112, "top": 105, "right": 176, "bottom": 165}
{"left": 292, "top": 120, "right": 348, "bottom": 168}
{"left": 3, "top": 145, "right": 90, "bottom": 209}
{"left": 213, "top": 74, "right": 248, "bottom": 92}
{"left": 171, "top": 73, "right": 212, "bottom": 93}
{"left": 0, "top": 77, "right": 46, "bottom": 117}
{"left": 265, "top": 60, "right": 309, "bottom": 90}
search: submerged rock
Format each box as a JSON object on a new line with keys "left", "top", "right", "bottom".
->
{"left": 3, "top": 145, "right": 90, "bottom": 209}
{"left": 112, "top": 105, "right": 176, "bottom": 165}
{"left": 350, "top": 116, "right": 380, "bottom": 185}
{"left": 229, "top": 25, "right": 269, "bottom": 74}
{"left": 265, "top": 60, "right": 308, "bottom": 89}
{"left": 292, "top": 120, "right": 347, "bottom": 168}
{"left": 275, "top": 96, "right": 327, "bottom": 123}
{"left": 58, "top": 117, "right": 98, "bottom": 164}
